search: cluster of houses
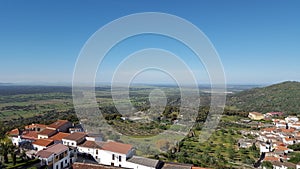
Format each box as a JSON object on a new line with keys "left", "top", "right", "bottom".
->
{"left": 7, "top": 119, "right": 209, "bottom": 169}
{"left": 244, "top": 112, "right": 300, "bottom": 169}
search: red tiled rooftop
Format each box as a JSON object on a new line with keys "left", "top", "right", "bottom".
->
{"left": 262, "top": 127, "right": 276, "bottom": 132}
{"left": 280, "top": 128, "right": 295, "bottom": 133}
{"left": 62, "top": 132, "right": 86, "bottom": 141}
{"left": 47, "top": 120, "right": 70, "bottom": 129}
{"left": 45, "top": 143, "right": 68, "bottom": 154}
{"left": 72, "top": 162, "right": 121, "bottom": 169}
{"left": 78, "top": 140, "right": 104, "bottom": 149}
{"left": 49, "top": 132, "right": 70, "bottom": 141}
{"left": 22, "top": 131, "right": 38, "bottom": 140}
{"left": 33, "top": 139, "right": 54, "bottom": 147}
{"left": 276, "top": 146, "right": 289, "bottom": 151}
{"left": 7, "top": 128, "right": 20, "bottom": 136}
{"left": 284, "top": 137, "right": 295, "bottom": 141}
{"left": 38, "top": 129, "right": 57, "bottom": 136}
{"left": 36, "top": 150, "right": 53, "bottom": 158}
{"left": 25, "top": 123, "right": 47, "bottom": 129}
{"left": 264, "top": 156, "right": 279, "bottom": 161}
{"left": 36, "top": 143, "right": 68, "bottom": 158}
{"left": 102, "top": 141, "right": 132, "bottom": 154}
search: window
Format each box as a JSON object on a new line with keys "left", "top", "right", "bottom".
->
{"left": 119, "top": 165, "right": 121, "bottom": 167}
{"left": 65, "top": 159, "right": 67, "bottom": 164}
{"left": 111, "top": 162, "right": 114, "bottom": 166}
{"left": 71, "top": 142, "right": 74, "bottom": 146}
{"left": 112, "top": 154, "right": 115, "bottom": 160}
{"left": 119, "top": 156, "right": 121, "bottom": 162}
{"left": 96, "top": 149, "right": 98, "bottom": 155}
{"left": 96, "top": 156, "right": 98, "bottom": 159}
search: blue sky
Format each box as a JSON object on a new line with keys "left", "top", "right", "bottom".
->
{"left": 0, "top": 0, "right": 299, "bottom": 84}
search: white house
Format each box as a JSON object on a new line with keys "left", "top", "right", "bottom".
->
{"left": 38, "top": 129, "right": 57, "bottom": 139}
{"left": 259, "top": 142, "right": 274, "bottom": 153}
{"left": 32, "top": 139, "right": 54, "bottom": 151}
{"left": 36, "top": 143, "right": 75, "bottom": 169}
{"left": 125, "top": 156, "right": 163, "bottom": 169}
{"left": 62, "top": 132, "right": 86, "bottom": 147}
{"left": 285, "top": 116, "right": 299, "bottom": 123}
{"left": 99, "top": 141, "right": 134, "bottom": 168}
{"left": 77, "top": 140, "right": 104, "bottom": 163}
{"left": 283, "top": 137, "right": 295, "bottom": 145}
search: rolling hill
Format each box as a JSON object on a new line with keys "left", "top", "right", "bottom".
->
{"left": 227, "top": 81, "right": 300, "bottom": 114}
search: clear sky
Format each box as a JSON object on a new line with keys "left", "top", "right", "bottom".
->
{"left": 0, "top": 0, "right": 299, "bottom": 85}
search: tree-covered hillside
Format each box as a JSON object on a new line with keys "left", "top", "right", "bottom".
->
{"left": 227, "top": 81, "right": 300, "bottom": 114}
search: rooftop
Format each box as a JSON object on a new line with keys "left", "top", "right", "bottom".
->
{"left": 62, "top": 132, "right": 86, "bottom": 141}
{"left": 264, "top": 156, "right": 279, "bottom": 162}
{"left": 33, "top": 139, "right": 54, "bottom": 147}
{"left": 7, "top": 128, "right": 20, "bottom": 136}
{"left": 36, "top": 143, "right": 68, "bottom": 158}
{"left": 78, "top": 140, "right": 104, "bottom": 149}
{"left": 22, "top": 131, "right": 38, "bottom": 140}
{"left": 25, "top": 123, "right": 47, "bottom": 129}
{"left": 38, "top": 128, "right": 57, "bottom": 136}
{"left": 72, "top": 162, "right": 121, "bottom": 169}
{"left": 127, "top": 156, "right": 161, "bottom": 168}
{"left": 49, "top": 132, "right": 70, "bottom": 141}
{"left": 47, "top": 120, "right": 70, "bottom": 129}
{"left": 102, "top": 141, "right": 132, "bottom": 154}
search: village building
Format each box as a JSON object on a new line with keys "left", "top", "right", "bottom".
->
{"left": 47, "top": 120, "right": 72, "bottom": 132}
{"left": 125, "top": 156, "right": 164, "bottom": 169}
{"left": 62, "top": 132, "right": 86, "bottom": 147}
{"left": 49, "top": 132, "right": 70, "bottom": 144}
{"left": 248, "top": 112, "right": 264, "bottom": 120}
{"left": 38, "top": 128, "right": 58, "bottom": 139}
{"left": 36, "top": 143, "right": 76, "bottom": 169}
{"left": 100, "top": 141, "right": 135, "bottom": 167}
{"left": 32, "top": 138, "right": 54, "bottom": 151}
{"left": 25, "top": 123, "right": 47, "bottom": 132}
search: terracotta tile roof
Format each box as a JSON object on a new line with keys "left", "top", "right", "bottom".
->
{"left": 25, "top": 123, "right": 47, "bottom": 129}
{"left": 7, "top": 128, "right": 20, "bottom": 136}
{"left": 45, "top": 143, "right": 68, "bottom": 154}
{"left": 33, "top": 139, "right": 54, "bottom": 147}
{"left": 72, "top": 162, "right": 121, "bottom": 169}
{"left": 47, "top": 120, "right": 70, "bottom": 129}
{"left": 275, "top": 146, "right": 289, "bottom": 151}
{"left": 280, "top": 128, "right": 295, "bottom": 133}
{"left": 49, "top": 132, "right": 70, "bottom": 141}
{"left": 38, "top": 129, "right": 57, "bottom": 136}
{"left": 36, "top": 150, "right": 53, "bottom": 158}
{"left": 36, "top": 143, "right": 68, "bottom": 158}
{"left": 274, "top": 141, "right": 285, "bottom": 146}
{"left": 284, "top": 137, "right": 295, "bottom": 141}
{"left": 22, "top": 131, "right": 38, "bottom": 140}
{"left": 264, "top": 156, "right": 279, "bottom": 161}
{"left": 62, "top": 132, "right": 86, "bottom": 141}
{"left": 102, "top": 141, "right": 132, "bottom": 154}
{"left": 262, "top": 127, "right": 276, "bottom": 132}
{"left": 78, "top": 140, "right": 104, "bottom": 149}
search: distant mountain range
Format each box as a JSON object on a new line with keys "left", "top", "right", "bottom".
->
{"left": 227, "top": 81, "right": 300, "bottom": 114}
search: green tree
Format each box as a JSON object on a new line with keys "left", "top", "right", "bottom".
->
{"left": 0, "top": 135, "right": 15, "bottom": 163}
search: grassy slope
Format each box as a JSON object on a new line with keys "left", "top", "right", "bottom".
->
{"left": 227, "top": 81, "right": 300, "bottom": 114}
